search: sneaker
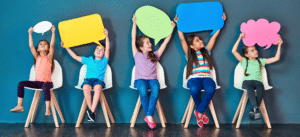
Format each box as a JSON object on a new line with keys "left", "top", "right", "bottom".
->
{"left": 249, "top": 108, "right": 255, "bottom": 120}
{"left": 86, "top": 109, "right": 94, "bottom": 122}
{"left": 194, "top": 110, "right": 202, "bottom": 122}
{"left": 91, "top": 112, "right": 95, "bottom": 122}
{"left": 197, "top": 119, "right": 204, "bottom": 128}
{"left": 144, "top": 117, "right": 156, "bottom": 129}
{"left": 254, "top": 107, "right": 262, "bottom": 120}
{"left": 10, "top": 107, "right": 24, "bottom": 113}
{"left": 202, "top": 112, "right": 209, "bottom": 124}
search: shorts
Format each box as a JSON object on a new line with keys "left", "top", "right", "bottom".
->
{"left": 81, "top": 78, "right": 106, "bottom": 89}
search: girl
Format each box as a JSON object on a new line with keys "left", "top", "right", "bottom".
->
{"left": 10, "top": 25, "right": 56, "bottom": 116}
{"left": 62, "top": 28, "right": 110, "bottom": 122}
{"left": 174, "top": 13, "right": 226, "bottom": 128}
{"left": 131, "top": 15, "right": 175, "bottom": 129}
{"left": 232, "top": 33, "right": 283, "bottom": 120}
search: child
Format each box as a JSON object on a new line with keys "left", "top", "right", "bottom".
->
{"left": 62, "top": 28, "right": 110, "bottom": 122}
{"left": 131, "top": 14, "right": 175, "bottom": 129}
{"left": 174, "top": 13, "right": 226, "bottom": 128}
{"left": 232, "top": 33, "right": 283, "bottom": 120}
{"left": 10, "top": 25, "right": 56, "bottom": 116}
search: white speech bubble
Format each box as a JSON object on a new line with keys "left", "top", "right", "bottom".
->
{"left": 33, "top": 21, "right": 52, "bottom": 35}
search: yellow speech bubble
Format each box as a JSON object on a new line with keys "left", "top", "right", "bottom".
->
{"left": 58, "top": 14, "right": 105, "bottom": 48}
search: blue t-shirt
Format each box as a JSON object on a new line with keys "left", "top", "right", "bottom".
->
{"left": 82, "top": 56, "right": 109, "bottom": 81}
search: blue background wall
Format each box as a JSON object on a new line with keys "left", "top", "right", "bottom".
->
{"left": 1, "top": 0, "right": 300, "bottom": 124}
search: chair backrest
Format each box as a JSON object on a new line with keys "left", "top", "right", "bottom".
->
{"left": 75, "top": 64, "right": 112, "bottom": 90}
{"left": 182, "top": 65, "right": 220, "bottom": 90}
{"left": 130, "top": 62, "right": 167, "bottom": 90}
{"left": 234, "top": 62, "right": 272, "bottom": 90}
{"left": 29, "top": 60, "right": 63, "bottom": 89}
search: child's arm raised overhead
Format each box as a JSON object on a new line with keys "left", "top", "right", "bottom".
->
{"left": 131, "top": 14, "right": 138, "bottom": 57}
{"left": 231, "top": 33, "right": 244, "bottom": 62}
{"left": 28, "top": 27, "right": 38, "bottom": 59}
{"left": 157, "top": 21, "right": 176, "bottom": 57}
{"left": 61, "top": 42, "right": 82, "bottom": 62}
{"left": 104, "top": 28, "right": 110, "bottom": 59}
{"left": 265, "top": 38, "right": 283, "bottom": 64}
{"left": 174, "top": 15, "right": 188, "bottom": 56}
{"left": 48, "top": 25, "right": 55, "bottom": 62}
{"left": 206, "top": 12, "right": 226, "bottom": 51}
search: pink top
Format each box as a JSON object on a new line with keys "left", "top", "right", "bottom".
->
{"left": 134, "top": 51, "right": 160, "bottom": 80}
{"left": 35, "top": 55, "right": 52, "bottom": 82}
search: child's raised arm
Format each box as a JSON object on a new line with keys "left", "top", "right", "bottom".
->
{"left": 206, "top": 12, "right": 226, "bottom": 51}
{"left": 131, "top": 14, "right": 138, "bottom": 57}
{"left": 265, "top": 39, "right": 283, "bottom": 64}
{"left": 231, "top": 33, "right": 244, "bottom": 62}
{"left": 61, "top": 42, "right": 82, "bottom": 62}
{"left": 48, "top": 25, "right": 55, "bottom": 62}
{"left": 28, "top": 27, "right": 38, "bottom": 59}
{"left": 104, "top": 28, "right": 110, "bottom": 59}
{"left": 157, "top": 21, "right": 176, "bottom": 57}
{"left": 174, "top": 15, "right": 188, "bottom": 56}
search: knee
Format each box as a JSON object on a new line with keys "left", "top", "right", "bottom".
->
{"left": 93, "top": 85, "right": 103, "bottom": 93}
{"left": 83, "top": 85, "right": 92, "bottom": 92}
{"left": 189, "top": 85, "right": 200, "bottom": 94}
{"left": 18, "top": 81, "right": 25, "bottom": 87}
{"left": 138, "top": 87, "right": 148, "bottom": 97}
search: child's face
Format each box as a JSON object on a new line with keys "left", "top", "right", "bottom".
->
{"left": 37, "top": 41, "right": 49, "bottom": 52}
{"left": 190, "top": 36, "right": 204, "bottom": 51}
{"left": 245, "top": 46, "right": 258, "bottom": 58}
{"left": 140, "top": 38, "right": 152, "bottom": 52}
{"left": 94, "top": 45, "right": 105, "bottom": 58}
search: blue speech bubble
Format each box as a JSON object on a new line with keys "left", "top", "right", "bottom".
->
{"left": 176, "top": 1, "right": 224, "bottom": 35}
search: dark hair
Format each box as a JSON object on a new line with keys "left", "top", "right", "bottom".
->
{"left": 242, "top": 46, "right": 262, "bottom": 76}
{"left": 136, "top": 35, "right": 158, "bottom": 63}
{"left": 34, "top": 40, "right": 54, "bottom": 73}
{"left": 186, "top": 35, "right": 213, "bottom": 79}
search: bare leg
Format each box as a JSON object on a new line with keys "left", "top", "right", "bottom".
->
{"left": 83, "top": 84, "right": 92, "bottom": 110}
{"left": 91, "top": 85, "right": 102, "bottom": 113}
{"left": 45, "top": 101, "right": 51, "bottom": 115}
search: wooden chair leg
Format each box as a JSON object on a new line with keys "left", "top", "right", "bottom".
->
{"left": 25, "top": 91, "right": 39, "bottom": 128}
{"left": 181, "top": 96, "right": 192, "bottom": 124}
{"left": 208, "top": 100, "right": 220, "bottom": 128}
{"left": 100, "top": 94, "right": 111, "bottom": 127}
{"left": 101, "top": 92, "right": 115, "bottom": 123}
{"left": 236, "top": 92, "right": 248, "bottom": 128}
{"left": 260, "top": 99, "right": 271, "bottom": 128}
{"left": 156, "top": 99, "right": 166, "bottom": 127}
{"left": 130, "top": 96, "right": 141, "bottom": 128}
{"left": 50, "top": 90, "right": 65, "bottom": 123}
{"left": 50, "top": 100, "right": 59, "bottom": 128}
{"left": 157, "top": 99, "right": 167, "bottom": 123}
{"left": 184, "top": 100, "right": 195, "bottom": 128}
{"left": 232, "top": 92, "right": 246, "bottom": 124}
{"left": 75, "top": 98, "right": 87, "bottom": 127}
{"left": 30, "top": 91, "right": 42, "bottom": 123}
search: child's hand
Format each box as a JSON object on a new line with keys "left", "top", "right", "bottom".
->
{"left": 171, "top": 21, "right": 176, "bottom": 28}
{"left": 51, "top": 25, "right": 55, "bottom": 33}
{"left": 173, "top": 14, "right": 179, "bottom": 23}
{"left": 132, "top": 14, "right": 136, "bottom": 23}
{"left": 61, "top": 42, "right": 67, "bottom": 49}
{"left": 28, "top": 27, "right": 33, "bottom": 34}
{"left": 104, "top": 28, "right": 108, "bottom": 36}
{"left": 277, "top": 38, "right": 283, "bottom": 46}
{"left": 222, "top": 12, "right": 227, "bottom": 21}
{"left": 240, "top": 33, "right": 245, "bottom": 39}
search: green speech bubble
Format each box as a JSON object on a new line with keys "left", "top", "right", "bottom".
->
{"left": 135, "top": 5, "right": 173, "bottom": 45}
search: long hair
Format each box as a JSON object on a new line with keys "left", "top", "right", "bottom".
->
{"left": 34, "top": 40, "right": 54, "bottom": 73}
{"left": 186, "top": 35, "right": 213, "bottom": 79}
{"left": 242, "top": 46, "right": 262, "bottom": 76}
{"left": 136, "top": 35, "right": 158, "bottom": 63}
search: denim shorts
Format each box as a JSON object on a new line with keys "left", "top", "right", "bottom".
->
{"left": 81, "top": 78, "right": 106, "bottom": 89}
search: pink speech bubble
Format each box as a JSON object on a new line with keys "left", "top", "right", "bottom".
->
{"left": 240, "top": 19, "right": 281, "bottom": 49}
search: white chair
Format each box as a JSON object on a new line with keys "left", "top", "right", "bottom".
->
{"left": 232, "top": 63, "right": 272, "bottom": 128}
{"left": 75, "top": 64, "right": 115, "bottom": 127}
{"left": 181, "top": 65, "right": 220, "bottom": 128}
{"left": 129, "top": 62, "right": 167, "bottom": 128}
{"left": 24, "top": 59, "right": 65, "bottom": 128}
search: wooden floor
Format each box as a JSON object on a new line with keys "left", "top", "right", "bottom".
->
{"left": 1, "top": 123, "right": 300, "bottom": 137}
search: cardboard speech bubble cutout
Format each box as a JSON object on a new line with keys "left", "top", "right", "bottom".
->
{"left": 241, "top": 18, "right": 281, "bottom": 49}
{"left": 58, "top": 14, "right": 105, "bottom": 48}
{"left": 33, "top": 21, "right": 52, "bottom": 35}
{"left": 135, "top": 5, "right": 173, "bottom": 45}
{"left": 176, "top": 1, "right": 224, "bottom": 35}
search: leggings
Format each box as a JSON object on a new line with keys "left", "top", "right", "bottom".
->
{"left": 242, "top": 80, "right": 265, "bottom": 108}
{"left": 187, "top": 78, "right": 216, "bottom": 113}
{"left": 18, "top": 81, "right": 53, "bottom": 101}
